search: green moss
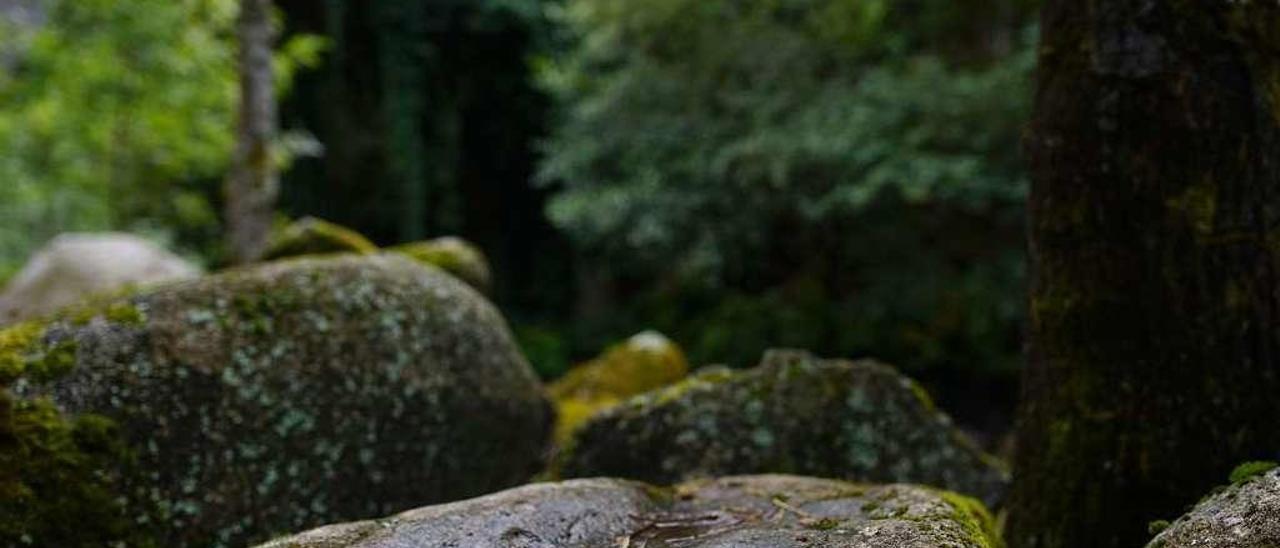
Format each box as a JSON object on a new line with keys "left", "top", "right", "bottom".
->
{"left": 262, "top": 217, "right": 378, "bottom": 261}
{"left": 627, "top": 366, "right": 735, "bottom": 410}
{"left": 0, "top": 321, "right": 80, "bottom": 385}
{"left": 549, "top": 332, "right": 689, "bottom": 443}
{"left": 938, "top": 490, "right": 1004, "bottom": 548}
{"left": 0, "top": 322, "right": 44, "bottom": 384}
{"left": 1229, "top": 460, "right": 1277, "bottom": 484}
{"left": 1147, "top": 519, "right": 1171, "bottom": 535}
{"left": 389, "top": 237, "right": 492, "bottom": 291}
{"left": 0, "top": 392, "right": 160, "bottom": 547}
{"left": 907, "top": 380, "right": 936, "bottom": 413}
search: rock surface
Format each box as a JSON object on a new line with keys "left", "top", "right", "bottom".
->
{"left": 557, "top": 350, "right": 1009, "bottom": 507}
{"left": 548, "top": 331, "right": 688, "bottom": 443}
{"left": 1, "top": 254, "right": 551, "bottom": 547}
{"left": 1146, "top": 466, "right": 1280, "bottom": 548}
{"left": 257, "top": 474, "right": 1002, "bottom": 548}
{"left": 262, "top": 217, "right": 378, "bottom": 261}
{"left": 0, "top": 233, "right": 199, "bottom": 325}
{"left": 390, "top": 237, "right": 492, "bottom": 292}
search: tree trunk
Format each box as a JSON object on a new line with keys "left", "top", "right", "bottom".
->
{"left": 1007, "top": 3, "right": 1280, "bottom": 547}
{"left": 224, "top": 0, "right": 278, "bottom": 264}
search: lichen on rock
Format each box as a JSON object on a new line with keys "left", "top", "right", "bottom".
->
{"left": 261, "top": 217, "right": 378, "bottom": 261}
{"left": 0, "top": 254, "right": 552, "bottom": 547}
{"left": 556, "top": 349, "right": 1009, "bottom": 507}
{"left": 548, "top": 330, "right": 688, "bottom": 443}
{"left": 389, "top": 236, "right": 492, "bottom": 292}
{"left": 1146, "top": 465, "right": 1280, "bottom": 548}
{"left": 256, "top": 474, "right": 1003, "bottom": 548}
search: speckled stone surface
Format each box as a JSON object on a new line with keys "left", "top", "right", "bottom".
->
{"left": 1147, "top": 468, "right": 1280, "bottom": 548}
{"left": 556, "top": 350, "right": 1008, "bottom": 508}
{"left": 8, "top": 254, "right": 552, "bottom": 546}
{"left": 257, "top": 475, "right": 1002, "bottom": 548}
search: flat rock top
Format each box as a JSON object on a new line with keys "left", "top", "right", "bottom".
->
{"left": 1148, "top": 468, "right": 1280, "bottom": 548}
{"left": 258, "top": 475, "right": 1001, "bottom": 548}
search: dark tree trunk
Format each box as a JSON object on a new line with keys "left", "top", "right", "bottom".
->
{"left": 1007, "top": 3, "right": 1280, "bottom": 547}
{"left": 224, "top": 0, "right": 278, "bottom": 264}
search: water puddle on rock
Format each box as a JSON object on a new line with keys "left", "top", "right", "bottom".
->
{"left": 621, "top": 509, "right": 764, "bottom": 547}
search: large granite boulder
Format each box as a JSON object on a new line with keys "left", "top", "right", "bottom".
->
{"left": 0, "top": 254, "right": 552, "bottom": 547}
{"left": 1146, "top": 463, "right": 1280, "bottom": 548}
{"left": 257, "top": 474, "right": 1003, "bottom": 547}
{"left": 0, "top": 233, "right": 199, "bottom": 325}
{"left": 548, "top": 331, "right": 688, "bottom": 444}
{"left": 557, "top": 350, "right": 1009, "bottom": 507}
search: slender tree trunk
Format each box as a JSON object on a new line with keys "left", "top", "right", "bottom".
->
{"left": 225, "top": 0, "right": 278, "bottom": 264}
{"left": 1007, "top": 3, "right": 1280, "bottom": 547}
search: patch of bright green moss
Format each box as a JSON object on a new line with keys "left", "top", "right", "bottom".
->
{"left": 263, "top": 217, "right": 378, "bottom": 261}
{"left": 389, "top": 237, "right": 492, "bottom": 291}
{"left": 0, "top": 392, "right": 160, "bottom": 547}
{"left": 937, "top": 490, "right": 1004, "bottom": 548}
{"left": 1229, "top": 460, "right": 1278, "bottom": 484}
{"left": 0, "top": 321, "right": 79, "bottom": 385}
{"left": 549, "top": 333, "right": 689, "bottom": 443}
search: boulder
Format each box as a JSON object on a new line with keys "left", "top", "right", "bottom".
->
{"left": 0, "top": 254, "right": 552, "bottom": 547}
{"left": 1146, "top": 463, "right": 1280, "bottom": 548}
{"left": 256, "top": 474, "right": 1002, "bottom": 548}
{"left": 390, "top": 237, "right": 491, "bottom": 292}
{"left": 261, "top": 217, "right": 378, "bottom": 261}
{"left": 0, "top": 233, "right": 199, "bottom": 325}
{"left": 548, "top": 331, "right": 688, "bottom": 443}
{"left": 557, "top": 350, "right": 1009, "bottom": 507}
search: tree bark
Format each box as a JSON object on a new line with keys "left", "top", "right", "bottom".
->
{"left": 225, "top": 0, "right": 278, "bottom": 264}
{"left": 1007, "top": 2, "right": 1280, "bottom": 547}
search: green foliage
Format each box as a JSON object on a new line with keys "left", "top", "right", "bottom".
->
{"left": 539, "top": 0, "right": 1036, "bottom": 390}
{"left": 0, "top": 0, "right": 239, "bottom": 277}
{"left": 514, "top": 323, "right": 572, "bottom": 378}
{"left": 0, "top": 0, "right": 326, "bottom": 278}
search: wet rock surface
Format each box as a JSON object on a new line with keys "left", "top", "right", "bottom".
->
{"left": 557, "top": 350, "right": 1008, "bottom": 507}
{"left": 258, "top": 474, "right": 1002, "bottom": 548}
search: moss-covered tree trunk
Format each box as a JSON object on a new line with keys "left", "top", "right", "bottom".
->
{"left": 225, "top": 0, "right": 278, "bottom": 264}
{"left": 1007, "top": 2, "right": 1280, "bottom": 547}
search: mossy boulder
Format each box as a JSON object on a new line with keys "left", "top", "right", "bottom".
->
{"left": 390, "top": 236, "right": 491, "bottom": 292}
{"left": 261, "top": 217, "right": 378, "bottom": 261}
{"left": 0, "top": 233, "right": 199, "bottom": 326}
{"left": 1146, "top": 464, "right": 1280, "bottom": 548}
{"left": 557, "top": 349, "right": 1009, "bottom": 507}
{"left": 0, "top": 254, "right": 552, "bottom": 547}
{"left": 257, "top": 474, "right": 1003, "bottom": 547}
{"left": 548, "top": 331, "right": 688, "bottom": 444}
